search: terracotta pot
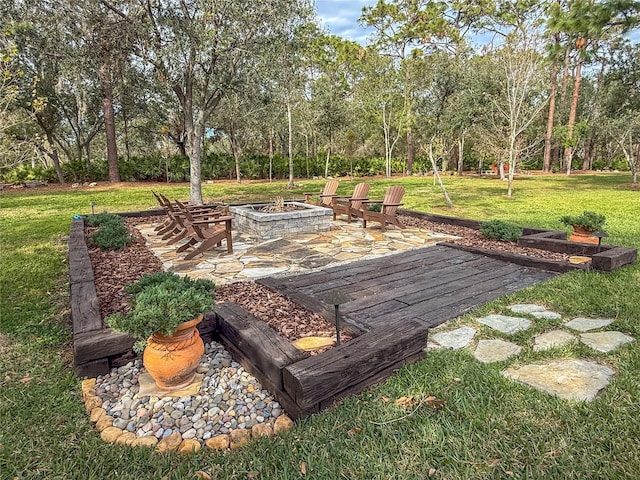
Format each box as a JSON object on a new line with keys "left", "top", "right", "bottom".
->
{"left": 143, "top": 315, "right": 205, "bottom": 391}
{"left": 568, "top": 226, "right": 599, "bottom": 245}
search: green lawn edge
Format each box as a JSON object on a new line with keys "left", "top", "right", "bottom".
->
{"left": 1, "top": 174, "right": 638, "bottom": 479}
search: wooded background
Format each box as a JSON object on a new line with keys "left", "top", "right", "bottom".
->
{"left": 2, "top": 0, "right": 639, "bottom": 200}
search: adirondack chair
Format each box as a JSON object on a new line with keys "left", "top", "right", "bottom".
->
{"left": 161, "top": 198, "right": 226, "bottom": 244}
{"left": 175, "top": 215, "right": 233, "bottom": 260}
{"left": 152, "top": 192, "right": 210, "bottom": 236}
{"left": 151, "top": 191, "right": 176, "bottom": 234}
{"left": 360, "top": 185, "right": 406, "bottom": 232}
{"left": 303, "top": 179, "right": 339, "bottom": 207}
{"left": 331, "top": 183, "right": 370, "bottom": 223}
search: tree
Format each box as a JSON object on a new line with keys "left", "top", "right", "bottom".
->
{"left": 547, "top": 0, "right": 640, "bottom": 175}
{"left": 602, "top": 43, "right": 640, "bottom": 183}
{"left": 361, "top": 0, "right": 491, "bottom": 175}
{"left": 353, "top": 49, "right": 403, "bottom": 178}
{"left": 103, "top": 0, "right": 313, "bottom": 203}
{"left": 484, "top": 34, "right": 548, "bottom": 195}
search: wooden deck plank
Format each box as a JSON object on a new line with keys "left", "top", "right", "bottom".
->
{"left": 282, "top": 246, "right": 460, "bottom": 290}
{"left": 303, "top": 248, "right": 492, "bottom": 297}
{"left": 341, "top": 258, "right": 516, "bottom": 315}
{"left": 263, "top": 245, "right": 556, "bottom": 333}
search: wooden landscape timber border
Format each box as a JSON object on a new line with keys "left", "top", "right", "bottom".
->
{"left": 69, "top": 207, "right": 637, "bottom": 415}
{"left": 400, "top": 210, "right": 637, "bottom": 273}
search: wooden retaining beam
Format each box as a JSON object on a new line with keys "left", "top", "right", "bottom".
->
{"left": 283, "top": 317, "right": 429, "bottom": 411}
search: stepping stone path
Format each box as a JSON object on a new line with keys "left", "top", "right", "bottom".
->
{"left": 502, "top": 360, "right": 615, "bottom": 402}
{"left": 579, "top": 331, "right": 634, "bottom": 353}
{"left": 564, "top": 318, "right": 614, "bottom": 332}
{"left": 429, "top": 303, "right": 635, "bottom": 401}
{"left": 532, "top": 330, "right": 576, "bottom": 352}
{"left": 431, "top": 326, "right": 477, "bottom": 349}
{"left": 474, "top": 339, "right": 521, "bottom": 363}
{"left": 477, "top": 314, "right": 531, "bottom": 334}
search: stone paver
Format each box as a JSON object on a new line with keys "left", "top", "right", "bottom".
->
{"left": 564, "top": 317, "right": 614, "bottom": 332}
{"left": 530, "top": 310, "right": 562, "bottom": 320}
{"left": 509, "top": 304, "right": 546, "bottom": 314}
{"left": 138, "top": 219, "right": 457, "bottom": 285}
{"left": 476, "top": 314, "right": 532, "bottom": 335}
{"left": 474, "top": 339, "right": 522, "bottom": 363}
{"left": 532, "top": 330, "right": 577, "bottom": 352}
{"left": 580, "top": 331, "right": 635, "bottom": 353}
{"left": 502, "top": 360, "right": 614, "bottom": 401}
{"left": 431, "top": 326, "right": 477, "bottom": 349}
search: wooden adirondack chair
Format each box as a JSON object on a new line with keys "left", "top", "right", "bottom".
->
{"left": 303, "top": 179, "right": 339, "bottom": 207}
{"left": 175, "top": 215, "right": 233, "bottom": 260}
{"left": 331, "top": 183, "right": 370, "bottom": 223}
{"left": 161, "top": 198, "right": 226, "bottom": 244}
{"left": 360, "top": 186, "right": 406, "bottom": 232}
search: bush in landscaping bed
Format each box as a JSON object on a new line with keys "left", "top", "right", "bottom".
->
{"left": 87, "top": 213, "right": 132, "bottom": 250}
{"left": 480, "top": 220, "right": 523, "bottom": 242}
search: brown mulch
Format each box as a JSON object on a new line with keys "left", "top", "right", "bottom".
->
{"left": 87, "top": 214, "right": 572, "bottom": 349}
{"left": 399, "top": 215, "right": 572, "bottom": 263}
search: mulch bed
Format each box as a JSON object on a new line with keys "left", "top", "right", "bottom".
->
{"left": 87, "top": 215, "right": 571, "bottom": 350}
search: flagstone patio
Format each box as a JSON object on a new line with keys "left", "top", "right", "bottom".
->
{"left": 136, "top": 219, "right": 458, "bottom": 285}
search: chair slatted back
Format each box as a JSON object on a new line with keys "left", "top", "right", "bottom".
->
{"left": 349, "top": 183, "right": 370, "bottom": 211}
{"left": 382, "top": 186, "right": 405, "bottom": 216}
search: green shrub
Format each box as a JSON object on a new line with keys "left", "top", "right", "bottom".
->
{"left": 559, "top": 211, "right": 606, "bottom": 233}
{"left": 105, "top": 272, "right": 215, "bottom": 352}
{"left": 87, "top": 213, "right": 132, "bottom": 250}
{"left": 85, "top": 212, "right": 122, "bottom": 227}
{"left": 367, "top": 203, "right": 383, "bottom": 212}
{"left": 480, "top": 220, "right": 523, "bottom": 242}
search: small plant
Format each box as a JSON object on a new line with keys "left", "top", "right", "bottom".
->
{"left": 559, "top": 211, "right": 606, "bottom": 233}
{"left": 85, "top": 212, "right": 121, "bottom": 227}
{"left": 86, "top": 212, "right": 132, "bottom": 250}
{"left": 367, "top": 203, "right": 383, "bottom": 212}
{"left": 480, "top": 220, "right": 523, "bottom": 242}
{"left": 105, "top": 272, "right": 215, "bottom": 352}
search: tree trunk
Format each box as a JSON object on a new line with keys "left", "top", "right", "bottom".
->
{"left": 100, "top": 63, "right": 120, "bottom": 183}
{"left": 564, "top": 56, "right": 584, "bottom": 176}
{"left": 633, "top": 143, "right": 639, "bottom": 183}
{"left": 183, "top": 88, "right": 204, "bottom": 204}
{"left": 457, "top": 135, "right": 465, "bottom": 175}
{"left": 543, "top": 52, "right": 559, "bottom": 173}
{"left": 582, "top": 138, "right": 592, "bottom": 171}
{"left": 406, "top": 127, "right": 414, "bottom": 175}
{"left": 47, "top": 135, "right": 65, "bottom": 184}
{"left": 122, "top": 105, "right": 131, "bottom": 161}
{"left": 269, "top": 127, "right": 274, "bottom": 182}
{"left": 229, "top": 126, "right": 242, "bottom": 184}
{"left": 287, "top": 100, "right": 294, "bottom": 187}
{"left": 428, "top": 142, "right": 454, "bottom": 208}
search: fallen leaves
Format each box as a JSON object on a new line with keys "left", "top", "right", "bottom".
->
{"left": 370, "top": 394, "right": 447, "bottom": 426}
{"left": 395, "top": 396, "right": 416, "bottom": 407}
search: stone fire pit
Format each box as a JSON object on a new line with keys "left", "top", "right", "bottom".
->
{"left": 229, "top": 202, "right": 332, "bottom": 240}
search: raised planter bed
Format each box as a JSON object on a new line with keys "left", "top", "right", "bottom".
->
{"left": 214, "top": 302, "right": 428, "bottom": 419}
{"left": 400, "top": 210, "right": 637, "bottom": 273}
{"left": 69, "top": 208, "right": 636, "bottom": 416}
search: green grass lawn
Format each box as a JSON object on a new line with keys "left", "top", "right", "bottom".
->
{"left": 1, "top": 174, "right": 638, "bottom": 479}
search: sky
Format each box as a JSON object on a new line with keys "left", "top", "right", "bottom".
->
{"left": 315, "top": 0, "right": 375, "bottom": 45}
{"left": 314, "top": 0, "right": 639, "bottom": 46}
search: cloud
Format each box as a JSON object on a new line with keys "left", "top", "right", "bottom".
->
{"left": 315, "top": 0, "right": 375, "bottom": 44}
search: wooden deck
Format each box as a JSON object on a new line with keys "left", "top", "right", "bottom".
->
{"left": 259, "top": 245, "right": 556, "bottom": 334}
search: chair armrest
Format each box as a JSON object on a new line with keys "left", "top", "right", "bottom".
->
{"left": 382, "top": 202, "right": 403, "bottom": 207}
{"left": 360, "top": 199, "right": 382, "bottom": 205}
{"left": 190, "top": 216, "right": 233, "bottom": 225}
{"left": 319, "top": 194, "right": 338, "bottom": 198}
